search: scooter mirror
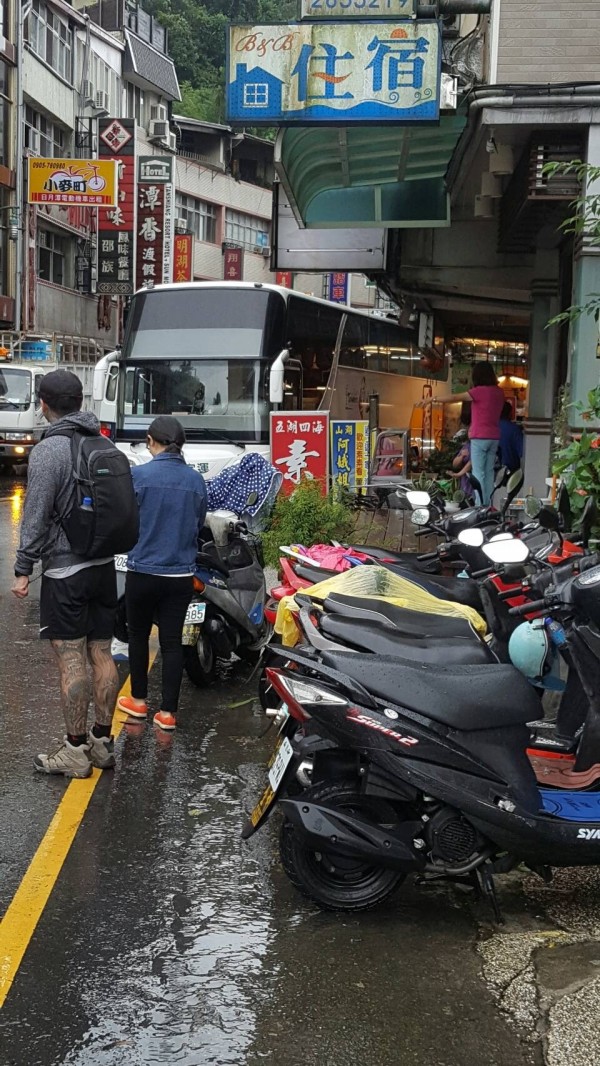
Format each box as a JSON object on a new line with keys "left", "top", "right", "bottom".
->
{"left": 483, "top": 538, "right": 530, "bottom": 565}
{"left": 538, "top": 505, "right": 560, "bottom": 533}
{"left": 525, "top": 495, "right": 542, "bottom": 519}
{"left": 458, "top": 528, "right": 484, "bottom": 547}
{"left": 505, "top": 468, "right": 524, "bottom": 502}
{"left": 579, "top": 495, "right": 597, "bottom": 549}
{"left": 411, "top": 507, "right": 430, "bottom": 526}
{"left": 406, "top": 490, "right": 431, "bottom": 508}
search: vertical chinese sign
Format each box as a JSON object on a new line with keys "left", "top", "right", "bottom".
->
{"left": 327, "top": 272, "right": 348, "bottom": 304}
{"left": 270, "top": 411, "right": 329, "bottom": 496}
{"left": 173, "top": 233, "right": 194, "bottom": 282}
{"left": 330, "top": 420, "right": 370, "bottom": 491}
{"left": 97, "top": 118, "right": 136, "bottom": 295}
{"left": 276, "top": 270, "right": 293, "bottom": 288}
{"left": 136, "top": 156, "right": 174, "bottom": 289}
{"left": 224, "top": 246, "right": 243, "bottom": 281}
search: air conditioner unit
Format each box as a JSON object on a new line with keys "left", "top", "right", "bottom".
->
{"left": 150, "top": 104, "right": 168, "bottom": 124}
{"left": 95, "top": 90, "right": 109, "bottom": 113}
{"left": 440, "top": 73, "right": 458, "bottom": 112}
{"left": 260, "top": 246, "right": 270, "bottom": 258}
{"left": 166, "top": 131, "right": 177, "bottom": 153}
{"left": 174, "top": 217, "right": 187, "bottom": 234}
{"left": 149, "top": 119, "right": 170, "bottom": 141}
{"left": 82, "top": 80, "right": 94, "bottom": 104}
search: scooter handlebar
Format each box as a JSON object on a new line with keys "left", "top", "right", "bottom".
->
{"left": 508, "top": 598, "right": 548, "bottom": 616}
{"left": 471, "top": 566, "right": 494, "bottom": 579}
{"left": 416, "top": 551, "right": 439, "bottom": 561}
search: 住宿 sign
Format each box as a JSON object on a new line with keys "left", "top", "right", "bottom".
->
{"left": 301, "top": 0, "right": 415, "bottom": 18}
{"left": 227, "top": 21, "right": 440, "bottom": 125}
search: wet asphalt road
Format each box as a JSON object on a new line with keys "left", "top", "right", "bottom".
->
{"left": 0, "top": 473, "right": 537, "bottom": 1066}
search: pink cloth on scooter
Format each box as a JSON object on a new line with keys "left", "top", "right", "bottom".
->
{"left": 292, "top": 544, "right": 370, "bottom": 571}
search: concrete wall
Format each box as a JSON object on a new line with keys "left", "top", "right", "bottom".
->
{"left": 495, "top": 0, "right": 600, "bottom": 84}
{"left": 36, "top": 281, "right": 118, "bottom": 349}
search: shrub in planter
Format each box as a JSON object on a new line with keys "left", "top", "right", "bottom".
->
{"left": 553, "top": 385, "right": 600, "bottom": 531}
{"left": 261, "top": 478, "right": 354, "bottom": 570}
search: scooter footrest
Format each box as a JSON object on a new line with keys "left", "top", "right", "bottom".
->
{"left": 529, "top": 735, "right": 577, "bottom": 755}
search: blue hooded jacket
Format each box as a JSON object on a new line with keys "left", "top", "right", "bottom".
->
{"left": 127, "top": 453, "right": 207, "bottom": 575}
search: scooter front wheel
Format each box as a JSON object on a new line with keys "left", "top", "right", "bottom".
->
{"left": 279, "top": 782, "right": 406, "bottom": 912}
{"left": 183, "top": 633, "right": 217, "bottom": 686}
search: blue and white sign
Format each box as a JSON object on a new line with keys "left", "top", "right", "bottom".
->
{"left": 227, "top": 21, "right": 441, "bottom": 125}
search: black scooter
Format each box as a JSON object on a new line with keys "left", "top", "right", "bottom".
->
{"left": 244, "top": 541, "right": 600, "bottom": 920}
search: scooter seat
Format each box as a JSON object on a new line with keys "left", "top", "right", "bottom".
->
{"left": 322, "top": 594, "right": 480, "bottom": 640}
{"left": 319, "top": 651, "right": 540, "bottom": 731}
{"left": 383, "top": 566, "right": 484, "bottom": 612}
{"left": 294, "top": 562, "right": 340, "bottom": 583}
{"left": 320, "top": 615, "right": 495, "bottom": 666}
{"left": 344, "top": 545, "right": 442, "bottom": 574}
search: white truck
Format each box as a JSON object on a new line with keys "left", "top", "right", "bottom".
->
{"left": 0, "top": 354, "right": 95, "bottom": 470}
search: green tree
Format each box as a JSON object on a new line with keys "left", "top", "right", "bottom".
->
{"left": 542, "top": 160, "right": 600, "bottom": 328}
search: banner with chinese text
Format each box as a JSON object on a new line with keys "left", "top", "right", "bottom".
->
{"left": 28, "top": 158, "right": 118, "bottom": 206}
{"left": 97, "top": 118, "right": 136, "bottom": 295}
{"left": 136, "top": 155, "right": 174, "bottom": 290}
{"left": 276, "top": 270, "right": 293, "bottom": 288}
{"left": 173, "top": 233, "right": 194, "bottom": 282}
{"left": 331, "top": 420, "right": 369, "bottom": 491}
{"left": 224, "top": 246, "right": 243, "bottom": 281}
{"left": 227, "top": 21, "right": 441, "bottom": 125}
{"left": 270, "top": 411, "right": 329, "bottom": 495}
{"left": 327, "top": 272, "right": 348, "bottom": 304}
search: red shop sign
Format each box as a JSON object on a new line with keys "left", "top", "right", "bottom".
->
{"left": 270, "top": 411, "right": 329, "bottom": 495}
{"left": 224, "top": 246, "right": 243, "bottom": 281}
{"left": 173, "top": 233, "right": 193, "bottom": 282}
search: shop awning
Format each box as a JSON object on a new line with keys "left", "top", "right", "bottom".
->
{"left": 275, "top": 114, "right": 466, "bottom": 229}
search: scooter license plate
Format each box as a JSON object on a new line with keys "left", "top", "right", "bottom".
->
{"left": 246, "top": 731, "right": 294, "bottom": 833}
{"left": 114, "top": 554, "right": 128, "bottom": 572}
{"left": 185, "top": 601, "right": 206, "bottom": 625}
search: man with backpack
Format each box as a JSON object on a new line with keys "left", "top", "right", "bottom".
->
{"left": 12, "top": 369, "right": 138, "bottom": 778}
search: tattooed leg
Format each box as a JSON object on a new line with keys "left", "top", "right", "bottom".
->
{"left": 50, "top": 638, "right": 91, "bottom": 736}
{"left": 87, "top": 639, "right": 120, "bottom": 728}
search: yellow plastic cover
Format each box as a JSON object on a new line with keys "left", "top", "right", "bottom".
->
{"left": 274, "top": 565, "right": 487, "bottom": 647}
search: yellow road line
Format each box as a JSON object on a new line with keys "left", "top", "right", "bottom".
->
{"left": 0, "top": 644, "right": 158, "bottom": 1008}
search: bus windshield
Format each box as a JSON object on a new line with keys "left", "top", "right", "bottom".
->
{"left": 0, "top": 367, "right": 32, "bottom": 409}
{"left": 120, "top": 359, "right": 269, "bottom": 443}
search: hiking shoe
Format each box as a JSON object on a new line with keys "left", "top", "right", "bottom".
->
{"left": 88, "top": 731, "right": 115, "bottom": 770}
{"left": 153, "top": 711, "right": 177, "bottom": 732}
{"left": 117, "top": 695, "right": 148, "bottom": 719}
{"left": 111, "top": 638, "right": 129, "bottom": 663}
{"left": 34, "top": 739, "right": 93, "bottom": 779}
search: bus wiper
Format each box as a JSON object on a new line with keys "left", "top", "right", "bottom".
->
{"left": 0, "top": 398, "right": 21, "bottom": 408}
{"left": 195, "top": 428, "right": 244, "bottom": 450}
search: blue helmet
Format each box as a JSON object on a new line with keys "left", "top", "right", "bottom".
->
{"left": 508, "top": 620, "right": 553, "bottom": 683}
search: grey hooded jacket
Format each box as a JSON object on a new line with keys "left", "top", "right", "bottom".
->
{"left": 15, "top": 410, "right": 103, "bottom": 576}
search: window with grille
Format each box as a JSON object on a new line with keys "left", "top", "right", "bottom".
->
{"left": 25, "top": 106, "right": 67, "bottom": 156}
{"left": 175, "top": 193, "right": 217, "bottom": 244}
{"left": 225, "top": 209, "right": 269, "bottom": 252}
{"left": 28, "top": 0, "right": 72, "bottom": 81}
{"left": 37, "top": 229, "right": 71, "bottom": 287}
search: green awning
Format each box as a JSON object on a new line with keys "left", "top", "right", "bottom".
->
{"left": 275, "top": 115, "right": 466, "bottom": 229}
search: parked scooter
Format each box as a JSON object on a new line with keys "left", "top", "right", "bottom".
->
{"left": 244, "top": 536, "right": 600, "bottom": 919}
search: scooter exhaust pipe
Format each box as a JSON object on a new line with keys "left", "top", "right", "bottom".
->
{"left": 279, "top": 799, "right": 425, "bottom": 872}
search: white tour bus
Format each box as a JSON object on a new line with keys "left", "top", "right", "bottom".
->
{"left": 94, "top": 282, "right": 446, "bottom": 477}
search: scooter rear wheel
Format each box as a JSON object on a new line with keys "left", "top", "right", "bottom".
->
{"left": 279, "top": 782, "right": 406, "bottom": 912}
{"left": 183, "top": 634, "right": 217, "bottom": 686}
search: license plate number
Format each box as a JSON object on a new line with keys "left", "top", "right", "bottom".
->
{"left": 185, "top": 601, "right": 206, "bottom": 625}
{"left": 114, "top": 554, "right": 128, "bottom": 572}
{"left": 268, "top": 736, "right": 293, "bottom": 792}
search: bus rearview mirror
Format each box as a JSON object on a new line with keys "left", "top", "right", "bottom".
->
{"left": 269, "top": 348, "right": 289, "bottom": 405}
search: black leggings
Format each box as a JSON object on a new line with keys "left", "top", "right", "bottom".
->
{"left": 125, "top": 572, "right": 193, "bottom": 715}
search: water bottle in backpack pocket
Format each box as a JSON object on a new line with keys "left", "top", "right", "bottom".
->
{"left": 60, "top": 429, "right": 139, "bottom": 558}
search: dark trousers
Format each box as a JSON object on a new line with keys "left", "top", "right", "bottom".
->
{"left": 125, "top": 571, "right": 193, "bottom": 715}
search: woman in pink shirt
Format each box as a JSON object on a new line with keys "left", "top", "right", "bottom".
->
{"left": 423, "top": 362, "right": 505, "bottom": 506}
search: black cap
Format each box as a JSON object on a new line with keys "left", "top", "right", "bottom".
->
{"left": 38, "top": 369, "right": 83, "bottom": 407}
{"left": 148, "top": 415, "right": 186, "bottom": 448}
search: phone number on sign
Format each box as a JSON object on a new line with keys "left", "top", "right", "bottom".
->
{"left": 301, "top": 0, "right": 415, "bottom": 14}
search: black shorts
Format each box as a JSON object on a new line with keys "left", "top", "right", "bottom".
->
{"left": 39, "top": 562, "right": 118, "bottom": 641}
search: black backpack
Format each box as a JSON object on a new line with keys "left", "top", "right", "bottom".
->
{"left": 59, "top": 428, "right": 139, "bottom": 558}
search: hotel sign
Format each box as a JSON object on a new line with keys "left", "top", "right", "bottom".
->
{"left": 301, "top": 0, "right": 415, "bottom": 18}
{"left": 226, "top": 21, "right": 440, "bottom": 125}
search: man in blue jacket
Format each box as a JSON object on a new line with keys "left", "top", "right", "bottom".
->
{"left": 117, "top": 416, "right": 207, "bottom": 732}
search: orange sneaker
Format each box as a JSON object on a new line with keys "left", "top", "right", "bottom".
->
{"left": 117, "top": 695, "right": 148, "bottom": 719}
{"left": 153, "top": 710, "right": 177, "bottom": 731}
